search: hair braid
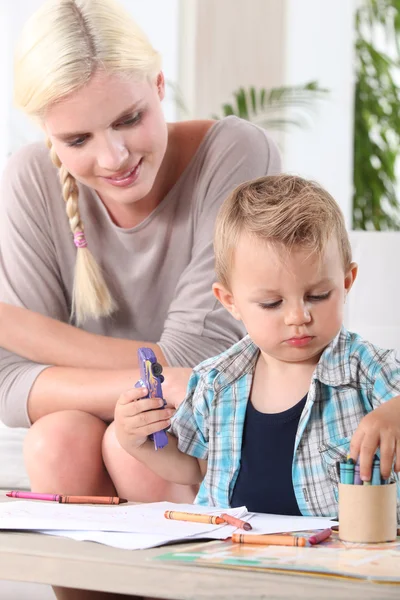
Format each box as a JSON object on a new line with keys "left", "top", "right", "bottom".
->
{"left": 47, "top": 139, "right": 116, "bottom": 324}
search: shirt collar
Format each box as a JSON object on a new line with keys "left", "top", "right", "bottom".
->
{"left": 209, "top": 327, "right": 353, "bottom": 391}
{"left": 313, "top": 326, "right": 352, "bottom": 386}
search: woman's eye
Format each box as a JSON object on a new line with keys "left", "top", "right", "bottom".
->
{"left": 307, "top": 292, "right": 331, "bottom": 302}
{"left": 116, "top": 112, "right": 142, "bottom": 128}
{"left": 259, "top": 300, "right": 282, "bottom": 310}
{"left": 67, "top": 136, "right": 88, "bottom": 148}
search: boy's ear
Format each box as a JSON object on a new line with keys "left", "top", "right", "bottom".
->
{"left": 212, "top": 282, "right": 242, "bottom": 321}
{"left": 344, "top": 262, "right": 358, "bottom": 297}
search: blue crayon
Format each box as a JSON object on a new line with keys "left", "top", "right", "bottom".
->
{"left": 371, "top": 458, "right": 381, "bottom": 485}
{"left": 340, "top": 462, "right": 354, "bottom": 484}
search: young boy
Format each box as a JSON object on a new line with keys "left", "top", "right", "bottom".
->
{"left": 114, "top": 175, "right": 400, "bottom": 518}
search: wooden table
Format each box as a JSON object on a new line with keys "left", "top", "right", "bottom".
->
{"left": 0, "top": 528, "right": 399, "bottom": 599}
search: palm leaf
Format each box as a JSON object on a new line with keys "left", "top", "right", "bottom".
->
{"left": 213, "top": 81, "right": 328, "bottom": 130}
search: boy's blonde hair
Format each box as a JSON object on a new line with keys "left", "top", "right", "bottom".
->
{"left": 214, "top": 174, "right": 352, "bottom": 288}
{"left": 14, "top": 0, "right": 162, "bottom": 324}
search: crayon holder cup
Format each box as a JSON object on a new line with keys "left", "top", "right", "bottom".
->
{"left": 338, "top": 482, "right": 397, "bottom": 543}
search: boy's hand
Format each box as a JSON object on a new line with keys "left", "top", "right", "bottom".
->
{"left": 350, "top": 396, "right": 400, "bottom": 481}
{"left": 114, "top": 386, "right": 176, "bottom": 454}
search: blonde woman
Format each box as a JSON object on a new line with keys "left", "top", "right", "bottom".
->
{"left": 0, "top": 0, "right": 280, "bottom": 559}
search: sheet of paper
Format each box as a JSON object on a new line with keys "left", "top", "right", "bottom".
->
{"left": 38, "top": 525, "right": 234, "bottom": 550}
{"left": 248, "top": 512, "right": 337, "bottom": 535}
{"left": 0, "top": 500, "right": 247, "bottom": 536}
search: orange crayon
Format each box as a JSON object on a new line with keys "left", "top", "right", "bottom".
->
{"left": 232, "top": 533, "right": 306, "bottom": 547}
{"left": 164, "top": 510, "right": 225, "bottom": 525}
{"left": 59, "top": 495, "right": 127, "bottom": 505}
{"left": 220, "top": 513, "right": 252, "bottom": 531}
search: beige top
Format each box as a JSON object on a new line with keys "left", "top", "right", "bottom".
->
{"left": 0, "top": 116, "right": 281, "bottom": 427}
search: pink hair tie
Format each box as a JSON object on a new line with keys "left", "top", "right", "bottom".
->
{"left": 73, "top": 231, "right": 88, "bottom": 249}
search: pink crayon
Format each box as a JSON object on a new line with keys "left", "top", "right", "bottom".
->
{"left": 309, "top": 528, "right": 332, "bottom": 545}
{"left": 6, "top": 491, "right": 60, "bottom": 502}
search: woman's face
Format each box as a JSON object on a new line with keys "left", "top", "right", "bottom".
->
{"left": 44, "top": 70, "right": 168, "bottom": 217}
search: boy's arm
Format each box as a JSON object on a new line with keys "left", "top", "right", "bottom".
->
{"left": 114, "top": 386, "right": 206, "bottom": 485}
{"left": 350, "top": 394, "right": 400, "bottom": 481}
{"left": 132, "top": 434, "right": 206, "bottom": 485}
{"left": 350, "top": 351, "right": 400, "bottom": 481}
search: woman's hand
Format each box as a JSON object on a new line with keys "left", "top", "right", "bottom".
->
{"left": 161, "top": 367, "right": 192, "bottom": 409}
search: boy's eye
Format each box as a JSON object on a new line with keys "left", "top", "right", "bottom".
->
{"left": 259, "top": 300, "right": 282, "bottom": 310}
{"left": 307, "top": 292, "right": 331, "bottom": 302}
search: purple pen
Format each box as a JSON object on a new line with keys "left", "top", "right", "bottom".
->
{"left": 6, "top": 491, "right": 61, "bottom": 501}
{"left": 135, "top": 347, "right": 168, "bottom": 450}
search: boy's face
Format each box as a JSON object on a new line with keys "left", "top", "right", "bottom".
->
{"left": 213, "top": 234, "right": 357, "bottom": 366}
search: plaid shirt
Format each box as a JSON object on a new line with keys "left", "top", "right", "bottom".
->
{"left": 170, "top": 327, "right": 400, "bottom": 519}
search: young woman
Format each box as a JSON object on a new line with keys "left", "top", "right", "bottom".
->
{"left": 0, "top": 0, "right": 280, "bottom": 542}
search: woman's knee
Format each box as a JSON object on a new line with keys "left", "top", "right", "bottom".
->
{"left": 102, "top": 422, "right": 197, "bottom": 503}
{"left": 24, "top": 410, "right": 110, "bottom": 490}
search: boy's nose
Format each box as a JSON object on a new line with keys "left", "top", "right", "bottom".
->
{"left": 284, "top": 304, "right": 312, "bottom": 326}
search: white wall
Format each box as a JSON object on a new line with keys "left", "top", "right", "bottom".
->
{"left": 178, "top": 0, "right": 356, "bottom": 227}
{"left": 1, "top": 0, "right": 179, "bottom": 170}
{"left": 282, "top": 0, "right": 356, "bottom": 227}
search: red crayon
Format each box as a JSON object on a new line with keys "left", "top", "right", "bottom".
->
{"left": 220, "top": 513, "right": 252, "bottom": 531}
{"left": 309, "top": 528, "right": 332, "bottom": 545}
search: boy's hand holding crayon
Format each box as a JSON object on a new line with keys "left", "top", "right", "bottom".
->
{"left": 350, "top": 395, "right": 400, "bottom": 481}
{"left": 114, "top": 386, "right": 176, "bottom": 453}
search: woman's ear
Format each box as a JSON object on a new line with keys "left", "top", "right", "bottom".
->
{"left": 156, "top": 71, "right": 165, "bottom": 101}
{"left": 212, "top": 282, "right": 242, "bottom": 321}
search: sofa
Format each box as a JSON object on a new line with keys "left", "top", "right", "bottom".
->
{"left": 0, "top": 230, "right": 399, "bottom": 491}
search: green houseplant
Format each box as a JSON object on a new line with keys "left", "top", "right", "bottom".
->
{"left": 353, "top": 0, "right": 400, "bottom": 230}
{"left": 213, "top": 81, "right": 328, "bottom": 131}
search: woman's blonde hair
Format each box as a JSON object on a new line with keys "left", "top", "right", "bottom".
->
{"left": 214, "top": 174, "right": 352, "bottom": 289}
{"left": 14, "top": 0, "right": 162, "bottom": 324}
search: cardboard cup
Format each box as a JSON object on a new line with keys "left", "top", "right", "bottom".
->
{"left": 338, "top": 482, "right": 397, "bottom": 543}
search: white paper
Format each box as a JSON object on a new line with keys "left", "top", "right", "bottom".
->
{"left": 0, "top": 500, "right": 247, "bottom": 536}
{"left": 245, "top": 512, "right": 337, "bottom": 535}
{"left": 37, "top": 526, "right": 234, "bottom": 550}
{"left": 0, "top": 500, "right": 337, "bottom": 551}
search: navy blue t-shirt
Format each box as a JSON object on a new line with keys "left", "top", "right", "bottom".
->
{"left": 230, "top": 395, "right": 307, "bottom": 515}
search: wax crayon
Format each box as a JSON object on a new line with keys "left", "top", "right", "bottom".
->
{"left": 220, "top": 513, "right": 252, "bottom": 531}
{"left": 6, "top": 491, "right": 128, "bottom": 504}
{"left": 371, "top": 462, "right": 381, "bottom": 485}
{"left": 232, "top": 534, "right": 306, "bottom": 547}
{"left": 308, "top": 528, "right": 332, "bottom": 545}
{"left": 340, "top": 462, "right": 354, "bottom": 484}
{"left": 164, "top": 511, "right": 224, "bottom": 525}
{"left": 354, "top": 463, "right": 362, "bottom": 485}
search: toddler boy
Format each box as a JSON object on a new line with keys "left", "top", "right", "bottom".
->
{"left": 114, "top": 175, "right": 400, "bottom": 518}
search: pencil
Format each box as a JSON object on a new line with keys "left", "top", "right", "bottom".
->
{"left": 220, "top": 513, "right": 252, "bottom": 531}
{"left": 232, "top": 533, "right": 307, "bottom": 547}
{"left": 164, "top": 510, "right": 225, "bottom": 525}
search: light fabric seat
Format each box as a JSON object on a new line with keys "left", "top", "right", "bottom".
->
{"left": 344, "top": 231, "right": 400, "bottom": 354}
{"left": 0, "top": 231, "right": 399, "bottom": 490}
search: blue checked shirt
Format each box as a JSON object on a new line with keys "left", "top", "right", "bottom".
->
{"left": 169, "top": 327, "right": 400, "bottom": 519}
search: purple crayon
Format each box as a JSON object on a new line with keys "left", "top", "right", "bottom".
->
{"left": 135, "top": 347, "right": 168, "bottom": 451}
{"left": 354, "top": 459, "right": 362, "bottom": 485}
